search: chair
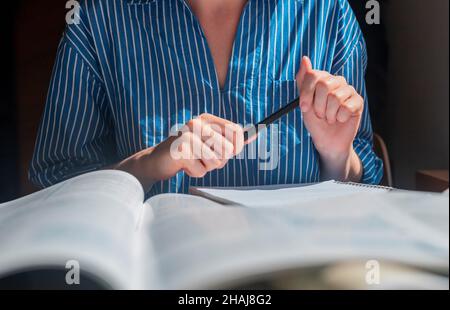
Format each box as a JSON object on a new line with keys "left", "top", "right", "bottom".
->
{"left": 373, "top": 133, "right": 393, "bottom": 187}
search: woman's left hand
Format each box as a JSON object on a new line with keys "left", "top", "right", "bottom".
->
{"left": 296, "top": 56, "right": 364, "bottom": 181}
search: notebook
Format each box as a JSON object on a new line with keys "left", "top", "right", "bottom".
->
{"left": 0, "top": 170, "right": 447, "bottom": 289}
{"left": 189, "top": 181, "right": 392, "bottom": 207}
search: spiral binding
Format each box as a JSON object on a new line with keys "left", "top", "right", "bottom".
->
{"left": 333, "top": 181, "right": 393, "bottom": 191}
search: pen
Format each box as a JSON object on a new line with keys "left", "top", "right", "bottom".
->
{"left": 244, "top": 97, "right": 300, "bottom": 142}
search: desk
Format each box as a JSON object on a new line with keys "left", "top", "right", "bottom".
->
{"left": 416, "top": 170, "right": 449, "bottom": 193}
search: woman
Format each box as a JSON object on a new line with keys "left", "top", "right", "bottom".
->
{"left": 30, "top": 0, "right": 383, "bottom": 196}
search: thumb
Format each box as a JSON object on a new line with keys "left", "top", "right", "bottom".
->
{"left": 296, "top": 56, "right": 313, "bottom": 86}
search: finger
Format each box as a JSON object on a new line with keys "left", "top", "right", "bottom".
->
{"left": 203, "top": 123, "right": 235, "bottom": 160}
{"left": 189, "top": 132, "right": 221, "bottom": 171}
{"left": 198, "top": 113, "right": 236, "bottom": 135}
{"left": 186, "top": 116, "right": 233, "bottom": 157}
{"left": 199, "top": 113, "right": 244, "bottom": 155}
{"left": 313, "top": 75, "right": 341, "bottom": 119}
{"left": 221, "top": 122, "right": 245, "bottom": 156}
{"left": 296, "top": 56, "right": 313, "bottom": 87}
{"left": 243, "top": 126, "right": 258, "bottom": 145}
{"left": 199, "top": 112, "right": 236, "bottom": 126}
{"left": 336, "top": 93, "right": 364, "bottom": 123}
{"left": 245, "top": 134, "right": 258, "bottom": 145}
{"left": 326, "top": 84, "right": 354, "bottom": 124}
{"left": 297, "top": 57, "right": 315, "bottom": 112}
{"left": 186, "top": 117, "right": 231, "bottom": 158}
{"left": 232, "top": 125, "right": 245, "bottom": 156}
{"left": 186, "top": 117, "right": 204, "bottom": 135}
{"left": 179, "top": 132, "right": 218, "bottom": 172}
{"left": 178, "top": 134, "right": 208, "bottom": 178}
{"left": 183, "top": 158, "right": 208, "bottom": 178}
{"left": 301, "top": 71, "right": 332, "bottom": 114}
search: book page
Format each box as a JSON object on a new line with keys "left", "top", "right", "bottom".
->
{"left": 141, "top": 191, "right": 449, "bottom": 289}
{"left": 190, "top": 181, "right": 389, "bottom": 207}
{"left": 384, "top": 191, "right": 449, "bottom": 237}
{"left": 0, "top": 170, "right": 145, "bottom": 289}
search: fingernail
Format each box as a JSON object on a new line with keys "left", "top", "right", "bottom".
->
{"left": 300, "top": 101, "right": 308, "bottom": 112}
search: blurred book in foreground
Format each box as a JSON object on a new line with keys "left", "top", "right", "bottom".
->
{"left": 0, "top": 170, "right": 448, "bottom": 289}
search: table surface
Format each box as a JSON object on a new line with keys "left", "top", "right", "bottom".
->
{"left": 417, "top": 170, "right": 449, "bottom": 182}
{"left": 416, "top": 170, "right": 449, "bottom": 192}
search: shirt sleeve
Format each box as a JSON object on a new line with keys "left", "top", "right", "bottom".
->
{"left": 29, "top": 35, "right": 116, "bottom": 188}
{"left": 331, "top": 0, "right": 384, "bottom": 185}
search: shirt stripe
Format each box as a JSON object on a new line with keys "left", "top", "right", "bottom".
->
{"left": 30, "top": 0, "right": 384, "bottom": 196}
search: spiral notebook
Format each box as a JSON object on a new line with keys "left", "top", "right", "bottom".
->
{"left": 189, "top": 181, "right": 393, "bottom": 207}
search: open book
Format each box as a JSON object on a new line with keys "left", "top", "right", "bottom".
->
{"left": 0, "top": 170, "right": 448, "bottom": 289}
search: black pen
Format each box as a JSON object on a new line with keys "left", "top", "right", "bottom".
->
{"left": 244, "top": 97, "right": 300, "bottom": 142}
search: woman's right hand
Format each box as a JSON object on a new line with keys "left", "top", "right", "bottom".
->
{"left": 113, "top": 113, "right": 245, "bottom": 190}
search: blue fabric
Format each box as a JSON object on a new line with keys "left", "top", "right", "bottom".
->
{"left": 30, "top": 0, "right": 383, "bottom": 195}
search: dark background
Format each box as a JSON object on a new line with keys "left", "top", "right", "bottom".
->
{"left": 1, "top": 0, "right": 449, "bottom": 202}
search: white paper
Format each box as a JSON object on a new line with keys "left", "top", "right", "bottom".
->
{"left": 194, "top": 181, "right": 388, "bottom": 208}
{"left": 144, "top": 191, "right": 449, "bottom": 289}
{"left": 0, "top": 170, "right": 145, "bottom": 289}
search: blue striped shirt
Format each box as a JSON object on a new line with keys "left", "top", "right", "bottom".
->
{"left": 30, "top": 0, "right": 383, "bottom": 195}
